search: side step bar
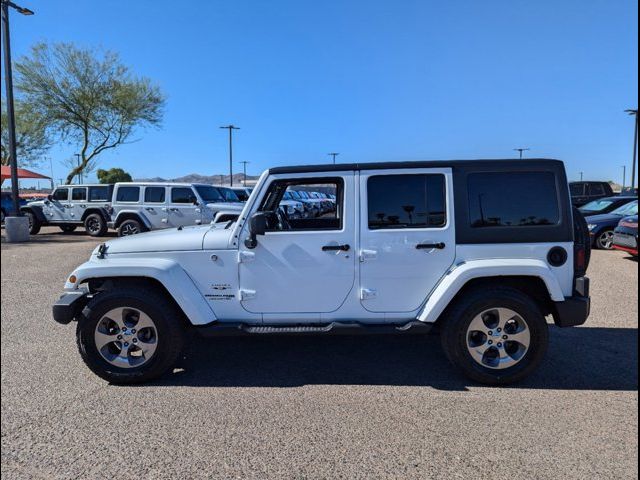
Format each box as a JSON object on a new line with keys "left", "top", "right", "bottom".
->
{"left": 196, "top": 321, "right": 433, "bottom": 337}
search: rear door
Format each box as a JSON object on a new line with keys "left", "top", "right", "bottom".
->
{"left": 359, "top": 168, "right": 456, "bottom": 313}
{"left": 143, "top": 186, "right": 170, "bottom": 228}
{"left": 70, "top": 187, "right": 88, "bottom": 222}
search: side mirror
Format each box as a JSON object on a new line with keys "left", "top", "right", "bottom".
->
{"left": 47, "top": 194, "right": 53, "bottom": 201}
{"left": 245, "top": 212, "right": 267, "bottom": 249}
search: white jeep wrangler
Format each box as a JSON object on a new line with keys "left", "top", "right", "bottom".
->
{"left": 54, "top": 160, "right": 591, "bottom": 385}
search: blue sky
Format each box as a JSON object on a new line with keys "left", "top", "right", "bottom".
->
{"left": 5, "top": 0, "right": 639, "bottom": 185}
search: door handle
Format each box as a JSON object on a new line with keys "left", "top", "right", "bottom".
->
{"left": 322, "top": 244, "right": 351, "bottom": 252}
{"left": 416, "top": 242, "right": 446, "bottom": 250}
{"left": 145, "top": 207, "right": 155, "bottom": 212}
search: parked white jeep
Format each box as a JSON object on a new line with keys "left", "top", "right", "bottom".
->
{"left": 110, "top": 182, "right": 244, "bottom": 236}
{"left": 54, "top": 160, "right": 591, "bottom": 385}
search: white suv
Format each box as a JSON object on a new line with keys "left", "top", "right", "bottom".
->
{"left": 54, "top": 160, "right": 591, "bottom": 385}
{"left": 110, "top": 182, "right": 244, "bottom": 236}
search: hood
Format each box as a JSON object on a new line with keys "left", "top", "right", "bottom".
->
{"left": 585, "top": 213, "right": 623, "bottom": 225}
{"left": 104, "top": 225, "right": 212, "bottom": 254}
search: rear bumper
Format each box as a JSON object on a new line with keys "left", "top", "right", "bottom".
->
{"left": 52, "top": 290, "right": 89, "bottom": 325}
{"left": 553, "top": 277, "right": 591, "bottom": 328}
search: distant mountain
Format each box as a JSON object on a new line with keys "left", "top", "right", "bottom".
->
{"left": 135, "top": 173, "right": 260, "bottom": 185}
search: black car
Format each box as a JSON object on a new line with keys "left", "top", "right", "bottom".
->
{"left": 570, "top": 181, "right": 614, "bottom": 207}
{"left": 579, "top": 195, "right": 637, "bottom": 216}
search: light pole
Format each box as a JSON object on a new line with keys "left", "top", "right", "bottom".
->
{"left": 1, "top": 0, "right": 33, "bottom": 218}
{"left": 625, "top": 109, "right": 638, "bottom": 190}
{"left": 220, "top": 125, "right": 240, "bottom": 187}
{"left": 514, "top": 148, "right": 530, "bottom": 160}
{"left": 239, "top": 161, "right": 250, "bottom": 186}
{"left": 579, "top": 172, "right": 584, "bottom": 181}
{"left": 621, "top": 165, "right": 627, "bottom": 190}
{"left": 328, "top": 152, "right": 339, "bottom": 164}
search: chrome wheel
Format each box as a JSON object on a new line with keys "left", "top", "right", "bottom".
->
{"left": 94, "top": 307, "right": 159, "bottom": 369}
{"left": 466, "top": 308, "right": 531, "bottom": 370}
{"left": 597, "top": 230, "right": 614, "bottom": 249}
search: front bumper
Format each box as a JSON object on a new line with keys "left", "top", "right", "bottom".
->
{"left": 553, "top": 277, "right": 591, "bottom": 328}
{"left": 52, "top": 290, "right": 89, "bottom": 325}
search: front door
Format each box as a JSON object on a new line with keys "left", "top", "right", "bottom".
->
{"left": 359, "top": 168, "right": 456, "bottom": 313}
{"left": 45, "top": 187, "right": 70, "bottom": 222}
{"left": 168, "top": 187, "right": 202, "bottom": 228}
{"left": 239, "top": 173, "right": 356, "bottom": 315}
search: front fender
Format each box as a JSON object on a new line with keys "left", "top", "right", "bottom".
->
{"left": 65, "top": 257, "right": 216, "bottom": 325}
{"left": 417, "top": 259, "right": 565, "bottom": 324}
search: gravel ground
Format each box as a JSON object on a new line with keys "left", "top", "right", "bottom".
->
{"left": 1, "top": 227, "right": 638, "bottom": 479}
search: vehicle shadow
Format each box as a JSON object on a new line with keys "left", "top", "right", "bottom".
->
{"left": 0, "top": 231, "right": 117, "bottom": 245}
{"left": 151, "top": 326, "right": 638, "bottom": 391}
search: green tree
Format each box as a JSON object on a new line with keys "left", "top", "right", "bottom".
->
{"left": 14, "top": 42, "right": 165, "bottom": 184}
{"left": 96, "top": 167, "right": 133, "bottom": 184}
{"left": 1, "top": 98, "right": 51, "bottom": 167}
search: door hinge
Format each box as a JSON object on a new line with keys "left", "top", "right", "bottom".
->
{"left": 361, "top": 288, "right": 378, "bottom": 300}
{"left": 359, "top": 249, "right": 378, "bottom": 262}
{"left": 239, "top": 289, "right": 256, "bottom": 301}
{"left": 239, "top": 251, "right": 256, "bottom": 263}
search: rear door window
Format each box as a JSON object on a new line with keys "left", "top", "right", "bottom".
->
{"left": 71, "top": 188, "right": 87, "bottom": 201}
{"left": 468, "top": 172, "right": 560, "bottom": 227}
{"left": 368, "top": 174, "right": 446, "bottom": 229}
{"left": 588, "top": 183, "right": 605, "bottom": 196}
{"left": 144, "top": 187, "right": 166, "bottom": 203}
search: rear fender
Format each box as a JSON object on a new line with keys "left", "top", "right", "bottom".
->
{"left": 417, "top": 259, "right": 565, "bottom": 323}
{"left": 113, "top": 210, "right": 152, "bottom": 230}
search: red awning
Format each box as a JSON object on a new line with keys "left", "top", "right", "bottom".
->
{"left": 1, "top": 165, "right": 51, "bottom": 182}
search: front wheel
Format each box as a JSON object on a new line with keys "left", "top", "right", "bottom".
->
{"left": 26, "top": 211, "right": 41, "bottom": 235}
{"left": 440, "top": 286, "right": 549, "bottom": 385}
{"left": 77, "top": 287, "right": 186, "bottom": 384}
{"left": 117, "top": 219, "right": 144, "bottom": 237}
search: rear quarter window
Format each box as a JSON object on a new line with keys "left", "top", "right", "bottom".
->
{"left": 468, "top": 172, "right": 560, "bottom": 228}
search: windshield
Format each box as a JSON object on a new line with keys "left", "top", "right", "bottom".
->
{"left": 195, "top": 186, "right": 224, "bottom": 203}
{"left": 218, "top": 187, "right": 240, "bottom": 202}
{"left": 612, "top": 200, "right": 638, "bottom": 216}
{"left": 580, "top": 199, "right": 615, "bottom": 212}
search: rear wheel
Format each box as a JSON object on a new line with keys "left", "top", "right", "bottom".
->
{"left": 59, "top": 225, "right": 77, "bottom": 233}
{"left": 26, "top": 211, "right": 41, "bottom": 235}
{"left": 77, "top": 287, "right": 185, "bottom": 384}
{"left": 117, "top": 218, "right": 144, "bottom": 237}
{"left": 595, "top": 229, "right": 615, "bottom": 250}
{"left": 84, "top": 213, "right": 108, "bottom": 237}
{"left": 441, "top": 286, "right": 549, "bottom": 385}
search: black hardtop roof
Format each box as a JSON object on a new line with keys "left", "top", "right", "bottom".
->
{"left": 269, "top": 158, "right": 564, "bottom": 175}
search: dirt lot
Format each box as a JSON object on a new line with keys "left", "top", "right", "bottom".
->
{"left": 1, "top": 227, "right": 638, "bottom": 479}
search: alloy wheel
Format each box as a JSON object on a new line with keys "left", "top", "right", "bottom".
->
{"left": 466, "top": 308, "right": 531, "bottom": 370}
{"left": 94, "top": 307, "right": 159, "bottom": 369}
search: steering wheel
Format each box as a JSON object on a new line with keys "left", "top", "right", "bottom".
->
{"left": 275, "top": 208, "right": 292, "bottom": 231}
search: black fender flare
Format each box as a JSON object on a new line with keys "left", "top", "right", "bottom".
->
{"left": 81, "top": 207, "right": 111, "bottom": 223}
{"left": 21, "top": 205, "right": 47, "bottom": 223}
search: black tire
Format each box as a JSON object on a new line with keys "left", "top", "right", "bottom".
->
{"left": 76, "top": 287, "right": 186, "bottom": 384}
{"left": 59, "top": 225, "right": 77, "bottom": 233}
{"left": 594, "top": 229, "right": 615, "bottom": 250}
{"left": 26, "top": 210, "right": 41, "bottom": 235}
{"left": 84, "top": 213, "right": 108, "bottom": 237}
{"left": 1, "top": 208, "right": 5, "bottom": 223}
{"left": 440, "top": 286, "right": 549, "bottom": 385}
{"left": 117, "top": 218, "right": 144, "bottom": 237}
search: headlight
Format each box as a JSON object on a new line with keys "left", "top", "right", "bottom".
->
{"left": 587, "top": 224, "right": 597, "bottom": 231}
